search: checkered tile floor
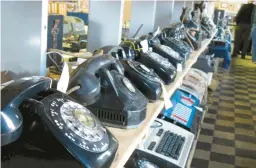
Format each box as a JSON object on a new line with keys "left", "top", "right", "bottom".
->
{"left": 191, "top": 64, "right": 256, "bottom": 168}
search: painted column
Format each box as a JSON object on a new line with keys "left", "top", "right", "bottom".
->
{"left": 154, "top": 0, "right": 175, "bottom": 29}
{"left": 129, "top": 0, "right": 157, "bottom": 37}
{"left": 87, "top": 0, "right": 124, "bottom": 52}
{"left": 185, "top": 0, "right": 194, "bottom": 9}
{"left": 171, "top": 0, "right": 186, "bottom": 23}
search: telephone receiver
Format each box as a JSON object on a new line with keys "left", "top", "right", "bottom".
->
{"left": 152, "top": 26, "right": 161, "bottom": 38}
{"left": 100, "top": 45, "right": 127, "bottom": 60}
{"left": 1, "top": 76, "right": 52, "bottom": 146}
{"left": 120, "top": 39, "right": 143, "bottom": 60}
{"left": 68, "top": 54, "right": 124, "bottom": 105}
{"left": 99, "top": 68, "right": 119, "bottom": 96}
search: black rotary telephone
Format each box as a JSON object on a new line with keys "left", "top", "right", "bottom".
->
{"left": 160, "top": 29, "right": 192, "bottom": 61}
{"left": 68, "top": 55, "right": 148, "bottom": 129}
{"left": 99, "top": 45, "right": 163, "bottom": 101}
{"left": 120, "top": 39, "right": 177, "bottom": 84}
{"left": 1, "top": 77, "right": 118, "bottom": 168}
{"left": 139, "top": 31, "right": 185, "bottom": 70}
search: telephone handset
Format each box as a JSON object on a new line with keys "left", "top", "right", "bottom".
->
{"left": 184, "top": 30, "right": 202, "bottom": 50}
{"left": 68, "top": 54, "right": 124, "bottom": 105}
{"left": 1, "top": 77, "right": 118, "bottom": 168}
{"left": 1, "top": 76, "right": 52, "bottom": 147}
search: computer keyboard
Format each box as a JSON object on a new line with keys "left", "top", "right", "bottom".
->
{"left": 138, "top": 118, "right": 194, "bottom": 168}
{"left": 154, "top": 131, "right": 185, "bottom": 160}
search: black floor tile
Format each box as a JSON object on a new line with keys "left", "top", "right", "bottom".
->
{"left": 235, "top": 148, "right": 256, "bottom": 159}
{"left": 210, "top": 152, "right": 235, "bottom": 165}
{"left": 235, "top": 134, "right": 256, "bottom": 144}
{"left": 208, "top": 108, "right": 217, "bottom": 114}
{"left": 222, "top": 93, "right": 235, "bottom": 97}
{"left": 213, "top": 137, "right": 235, "bottom": 147}
{"left": 191, "top": 158, "right": 209, "bottom": 168}
{"left": 235, "top": 113, "right": 252, "bottom": 119}
{"left": 235, "top": 105, "right": 251, "bottom": 110}
{"left": 218, "top": 107, "right": 234, "bottom": 112}
{"left": 234, "top": 92, "right": 248, "bottom": 96}
{"left": 221, "top": 87, "right": 235, "bottom": 91}
{"left": 235, "top": 98, "right": 249, "bottom": 102}
{"left": 203, "top": 118, "right": 216, "bottom": 125}
{"left": 215, "top": 125, "right": 235, "bottom": 133}
{"left": 217, "top": 115, "right": 234, "bottom": 121}
{"left": 196, "top": 141, "right": 212, "bottom": 151}
{"left": 235, "top": 123, "right": 255, "bottom": 130}
{"left": 200, "top": 128, "right": 214, "bottom": 136}
{"left": 219, "top": 99, "right": 234, "bottom": 104}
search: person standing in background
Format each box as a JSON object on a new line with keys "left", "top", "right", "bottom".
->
{"left": 232, "top": 2, "right": 255, "bottom": 59}
{"left": 251, "top": 3, "right": 256, "bottom": 63}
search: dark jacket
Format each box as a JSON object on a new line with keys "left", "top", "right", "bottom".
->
{"left": 236, "top": 3, "right": 255, "bottom": 25}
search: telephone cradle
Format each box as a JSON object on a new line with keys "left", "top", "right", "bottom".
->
{"left": 68, "top": 55, "right": 148, "bottom": 129}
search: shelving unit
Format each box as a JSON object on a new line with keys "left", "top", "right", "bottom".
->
{"left": 108, "top": 32, "right": 217, "bottom": 168}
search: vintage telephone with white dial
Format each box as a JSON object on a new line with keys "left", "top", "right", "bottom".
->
{"left": 121, "top": 38, "right": 177, "bottom": 84}
{"left": 99, "top": 45, "right": 163, "bottom": 101}
{"left": 68, "top": 55, "right": 148, "bottom": 129}
{"left": 1, "top": 77, "right": 118, "bottom": 168}
{"left": 139, "top": 28, "right": 185, "bottom": 70}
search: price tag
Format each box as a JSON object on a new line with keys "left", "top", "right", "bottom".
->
{"left": 149, "top": 47, "right": 153, "bottom": 52}
{"left": 115, "top": 53, "right": 119, "bottom": 60}
{"left": 207, "top": 72, "right": 213, "bottom": 86}
{"left": 193, "top": 105, "right": 203, "bottom": 112}
{"left": 122, "top": 50, "right": 127, "bottom": 58}
{"left": 177, "top": 63, "right": 183, "bottom": 72}
{"left": 57, "top": 61, "right": 69, "bottom": 93}
{"left": 140, "top": 40, "right": 149, "bottom": 53}
{"left": 77, "top": 58, "right": 86, "bottom": 65}
{"left": 159, "top": 81, "right": 173, "bottom": 110}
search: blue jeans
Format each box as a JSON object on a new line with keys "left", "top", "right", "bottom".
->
{"left": 252, "top": 27, "right": 256, "bottom": 62}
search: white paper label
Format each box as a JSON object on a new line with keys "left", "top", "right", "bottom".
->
{"left": 77, "top": 58, "right": 86, "bottom": 65}
{"left": 57, "top": 62, "right": 69, "bottom": 93}
{"left": 177, "top": 63, "right": 183, "bottom": 72}
{"left": 159, "top": 81, "right": 173, "bottom": 109}
{"left": 207, "top": 72, "right": 213, "bottom": 86}
{"left": 140, "top": 40, "right": 149, "bottom": 53}
{"left": 115, "top": 53, "right": 119, "bottom": 59}
{"left": 193, "top": 105, "right": 203, "bottom": 112}
{"left": 122, "top": 50, "right": 127, "bottom": 58}
{"left": 149, "top": 47, "right": 153, "bottom": 52}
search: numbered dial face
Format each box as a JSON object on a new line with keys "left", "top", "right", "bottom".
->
{"left": 49, "top": 99, "right": 109, "bottom": 153}
{"left": 158, "top": 45, "right": 182, "bottom": 60}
